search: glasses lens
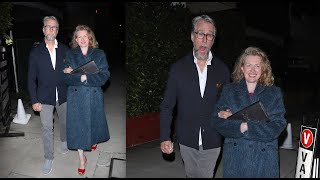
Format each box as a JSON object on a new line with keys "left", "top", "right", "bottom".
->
{"left": 45, "top": 25, "right": 58, "bottom": 30}
{"left": 207, "top": 34, "right": 214, "bottom": 41}
{"left": 196, "top": 32, "right": 204, "bottom": 39}
{"left": 195, "top": 32, "right": 214, "bottom": 41}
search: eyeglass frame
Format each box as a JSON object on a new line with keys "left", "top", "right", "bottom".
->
{"left": 44, "top": 25, "right": 59, "bottom": 31}
{"left": 193, "top": 31, "right": 215, "bottom": 41}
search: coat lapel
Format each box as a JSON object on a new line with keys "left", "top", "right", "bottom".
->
{"left": 39, "top": 42, "right": 55, "bottom": 71}
{"left": 187, "top": 54, "right": 202, "bottom": 99}
{"left": 203, "top": 64, "right": 212, "bottom": 99}
{"left": 56, "top": 43, "right": 62, "bottom": 70}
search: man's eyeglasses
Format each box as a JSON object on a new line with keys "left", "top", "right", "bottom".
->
{"left": 44, "top": 25, "right": 59, "bottom": 31}
{"left": 194, "top": 32, "right": 215, "bottom": 41}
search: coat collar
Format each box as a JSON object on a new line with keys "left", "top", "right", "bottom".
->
{"left": 72, "top": 46, "right": 94, "bottom": 57}
{"left": 39, "top": 40, "right": 59, "bottom": 49}
{"left": 192, "top": 51, "right": 213, "bottom": 66}
{"left": 235, "top": 79, "right": 265, "bottom": 95}
{"left": 186, "top": 51, "right": 218, "bottom": 68}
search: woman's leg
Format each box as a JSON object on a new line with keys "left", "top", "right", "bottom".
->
{"left": 78, "top": 149, "right": 87, "bottom": 175}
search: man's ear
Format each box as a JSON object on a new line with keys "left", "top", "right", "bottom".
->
{"left": 191, "top": 33, "right": 194, "bottom": 43}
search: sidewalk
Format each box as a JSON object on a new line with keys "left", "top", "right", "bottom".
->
{"left": 0, "top": 63, "right": 126, "bottom": 178}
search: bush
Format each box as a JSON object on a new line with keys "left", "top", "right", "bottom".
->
{"left": 126, "top": 2, "right": 192, "bottom": 116}
{"left": 0, "top": 2, "right": 13, "bottom": 35}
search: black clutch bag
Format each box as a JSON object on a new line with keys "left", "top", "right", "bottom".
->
{"left": 227, "top": 101, "right": 269, "bottom": 122}
{"left": 71, "top": 60, "right": 99, "bottom": 74}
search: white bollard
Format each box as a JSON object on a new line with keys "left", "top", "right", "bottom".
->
{"left": 12, "top": 99, "right": 31, "bottom": 125}
{"left": 280, "top": 122, "right": 294, "bottom": 149}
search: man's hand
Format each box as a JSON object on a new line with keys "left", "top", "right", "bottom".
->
{"left": 63, "top": 66, "right": 73, "bottom": 74}
{"left": 218, "top": 109, "right": 232, "bottom": 119}
{"left": 32, "top": 103, "right": 42, "bottom": 112}
{"left": 160, "top": 140, "right": 174, "bottom": 154}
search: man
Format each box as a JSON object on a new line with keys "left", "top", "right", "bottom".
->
{"left": 160, "top": 15, "right": 230, "bottom": 178}
{"left": 28, "top": 16, "right": 69, "bottom": 175}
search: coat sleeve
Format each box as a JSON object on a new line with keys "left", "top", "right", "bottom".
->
{"left": 160, "top": 64, "right": 177, "bottom": 142}
{"left": 64, "top": 51, "right": 84, "bottom": 86}
{"left": 243, "top": 88, "right": 287, "bottom": 142}
{"left": 27, "top": 48, "right": 39, "bottom": 105}
{"left": 84, "top": 50, "right": 110, "bottom": 87}
{"left": 211, "top": 86, "right": 246, "bottom": 138}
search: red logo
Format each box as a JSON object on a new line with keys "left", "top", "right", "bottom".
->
{"left": 301, "top": 129, "right": 314, "bottom": 148}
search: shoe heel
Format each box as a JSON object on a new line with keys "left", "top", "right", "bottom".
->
{"left": 91, "top": 144, "right": 97, "bottom": 151}
{"left": 78, "top": 155, "right": 87, "bottom": 176}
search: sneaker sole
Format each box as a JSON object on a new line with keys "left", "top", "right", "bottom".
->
{"left": 43, "top": 160, "right": 53, "bottom": 175}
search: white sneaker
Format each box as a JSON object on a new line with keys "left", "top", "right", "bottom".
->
{"left": 42, "top": 159, "right": 53, "bottom": 175}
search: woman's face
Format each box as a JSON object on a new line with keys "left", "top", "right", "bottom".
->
{"left": 75, "top": 30, "right": 89, "bottom": 48}
{"left": 241, "top": 55, "right": 262, "bottom": 85}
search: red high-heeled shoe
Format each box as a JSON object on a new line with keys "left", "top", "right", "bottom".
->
{"left": 91, "top": 144, "right": 97, "bottom": 151}
{"left": 78, "top": 155, "right": 87, "bottom": 176}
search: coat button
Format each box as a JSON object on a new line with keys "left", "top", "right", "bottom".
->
{"left": 75, "top": 89, "right": 77, "bottom": 91}
{"left": 234, "top": 143, "right": 237, "bottom": 146}
{"left": 262, "top": 148, "right": 265, "bottom": 152}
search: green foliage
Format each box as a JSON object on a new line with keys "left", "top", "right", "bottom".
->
{"left": 0, "top": 2, "right": 13, "bottom": 35}
{"left": 126, "top": 2, "right": 192, "bottom": 116}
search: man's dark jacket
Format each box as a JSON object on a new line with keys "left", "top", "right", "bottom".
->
{"left": 160, "top": 52, "right": 230, "bottom": 150}
{"left": 28, "top": 41, "right": 69, "bottom": 106}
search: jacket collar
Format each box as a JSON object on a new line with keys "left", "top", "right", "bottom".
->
{"left": 72, "top": 46, "right": 94, "bottom": 57}
{"left": 192, "top": 50, "right": 213, "bottom": 66}
{"left": 45, "top": 39, "right": 58, "bottom": 49}
{"left": 235, "top": 79, "right": 265, "bottom": 95}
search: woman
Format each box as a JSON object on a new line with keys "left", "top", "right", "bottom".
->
{"left": 63, "top": 25, "right": 110, "bottom": 176}
{"left": 211, "top": 46, "right": 286, "bottom": 178}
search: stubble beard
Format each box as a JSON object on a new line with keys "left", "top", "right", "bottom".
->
{"left": 45, "top": 34, "right": 56, "bottom": 42}
{"left": 195, "top": 49, "right": 209, "bottom": 61}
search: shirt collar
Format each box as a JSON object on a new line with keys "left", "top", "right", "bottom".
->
{"left": 193, "top": 50, "right": 213, "bottom": 65}
{"left": 45, "top": 39, "right": 58, "bottom": 49}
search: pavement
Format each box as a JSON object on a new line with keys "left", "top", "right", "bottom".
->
{"left": 0, "top": 63, "right": 126, "bottom": 178}
{"left": 127, "top": 104, "right": 320, "bottom": 178}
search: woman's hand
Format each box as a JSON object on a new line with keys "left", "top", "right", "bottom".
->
{"left": 218, "top": 109, "right": 232, "bottom": 119}
{"left": 240, "top": 122, "right": 248, "bottom": 133}
{"left": 63, "top": 66, "right": 73, "bottom": 74}
{"left": 81, "top": 74, "right": 87, "bottom": 82}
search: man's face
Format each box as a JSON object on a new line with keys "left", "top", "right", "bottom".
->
{"left": 43, "top": 19, "right": 59, "bottom": 41}
{"left": 191, "top": 20, "right": 215, "bottom": 61}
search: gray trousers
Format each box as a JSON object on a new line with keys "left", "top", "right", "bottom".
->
{"left": 179, "top": 144, "right": 221, "bottom": 178}
{"left": 40, "top": 101, "right": 67, "bottom": 160}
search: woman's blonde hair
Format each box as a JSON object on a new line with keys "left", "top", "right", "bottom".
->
{"left": 69, "top": 25, "right": 99, "bottom": 49}
{"left": 232, "top": 46, "right": 274, "bottom": 86}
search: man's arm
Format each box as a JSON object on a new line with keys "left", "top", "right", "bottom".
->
{"left": 160, "top": 65, "right": 177, "bottom": 154}
{"left": 160, "top": 65, "right": 177, "bottom": 142}
{"left": 27, "top": 49, "right": 38, "bottom": 105}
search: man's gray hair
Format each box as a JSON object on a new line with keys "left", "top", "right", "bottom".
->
{"left": 191, "top": 15, "right": 216, "bottom": 36}
{"left": 43, "top": 16, "right": 59, "bottom": 27}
